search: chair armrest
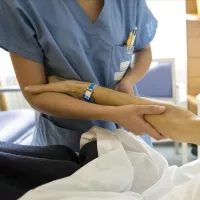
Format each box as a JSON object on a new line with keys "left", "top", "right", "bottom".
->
{"left": 176, "top": 83, "right": 187, "bottom": 102}
{"left": 0, "top": 86, "right": 21, "bottom": 93}
{"left": 196, "top": 94, "right": 200, "bottom": 116}
{"left": 176, "top": 83, "right": 187, "bottom": 108}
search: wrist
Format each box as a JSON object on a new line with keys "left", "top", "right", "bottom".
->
{"left": 122, "top": 74, "right": 138, "bottom": 85}
{"left": 95, "top": 106, "right": 118, "bottom": 122}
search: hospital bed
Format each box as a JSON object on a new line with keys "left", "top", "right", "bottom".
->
{"left": 0, "top": 86, "right": 35, "bottom": 145}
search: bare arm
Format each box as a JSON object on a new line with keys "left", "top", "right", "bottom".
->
{"left": 124, "top": 44, "right": 152, "bottom": 84}
{"left": 9, "top": 52, "right": 114, "bottom": 121}
{"left": 115, "top": 44, "right": 152, "bottom": 95}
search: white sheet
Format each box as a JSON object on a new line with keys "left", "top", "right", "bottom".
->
{"left": 19, "top": 127, "right": 200, "bottom": 200}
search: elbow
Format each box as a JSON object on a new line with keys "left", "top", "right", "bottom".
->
{"left": 23, "top": 92, "right": 43, "bottom": 112}
{"left": 24, "top": 92, "right": 53, "bottom": 116}
{"left": 28, "top": 101, "right": 40, "bottom": 112}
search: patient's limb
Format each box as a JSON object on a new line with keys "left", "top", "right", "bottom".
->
{"left": 25, "top": 76, "right": 200, "bottom": 145}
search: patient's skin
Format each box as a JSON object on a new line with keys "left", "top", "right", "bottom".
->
{"left": 25, "top": 76, "right": 200, "bottom": 145}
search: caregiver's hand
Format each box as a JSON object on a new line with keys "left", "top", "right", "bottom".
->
{"left": 114, "top": 79, "right": 135, "bottom": 95}
{"left": 111, "top": 105, "right": 166, "bottom": 140}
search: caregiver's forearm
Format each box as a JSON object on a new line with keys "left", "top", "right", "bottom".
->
{"left": 27, "top": 92, "right": 115, "bottom": 121}
{"left": 124, "top": 44, "right": 152, "bottom": 84}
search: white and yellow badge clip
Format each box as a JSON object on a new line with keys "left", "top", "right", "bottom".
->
{"left": 126, "top": 27, "right": 137, "bottom": 54}
{"left": 114, "top": 27, "right": 138, "bottom": 81}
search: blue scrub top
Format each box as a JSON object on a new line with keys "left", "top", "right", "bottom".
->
{"left": 0, "top": 0, "right": 157, "bottom": 152}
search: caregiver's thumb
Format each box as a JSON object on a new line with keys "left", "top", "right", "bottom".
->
{"left": 136, "top": 105, "right": 166, "bottom": 115}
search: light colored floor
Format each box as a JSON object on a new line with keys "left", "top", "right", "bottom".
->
{"left": 153, "top": 142, "right": 197, "bottom": 166}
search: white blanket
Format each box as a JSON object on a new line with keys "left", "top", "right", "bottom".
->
{"left": 19, "top": 127, "right": 200, "bottom": 200}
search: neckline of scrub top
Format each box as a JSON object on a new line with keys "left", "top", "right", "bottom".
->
{"left": 65, "top": 0, "right": 112, "bottom": 35}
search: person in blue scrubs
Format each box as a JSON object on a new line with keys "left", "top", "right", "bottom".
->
{"left": 0, "top": 0, "right": 166, "bottom": 152}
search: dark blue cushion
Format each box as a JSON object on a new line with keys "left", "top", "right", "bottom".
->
{"left": 136, "top": 62, "right": 173, "bottom": 98}
{"left": 0, "top": 109, "right": 35, "bottom": 142}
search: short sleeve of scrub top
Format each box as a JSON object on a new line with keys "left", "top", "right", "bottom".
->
{"left": 0, "top": 0, "right": 158, "bottom": 152}
{"left": 0, "top": 1, "right": 44, "bottom": 63}
{"left": 134, "top": 0, "right": 158, "bottom": 51}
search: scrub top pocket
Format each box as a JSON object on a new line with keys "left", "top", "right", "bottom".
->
{"left": 109, "top": 45, "right": 133, "bottom": 88}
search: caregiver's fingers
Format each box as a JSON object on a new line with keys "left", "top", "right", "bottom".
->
{"left": 142, "top": 120, "right": 166, "bottom": 140}
{"left": 136, "top": 105, "right": 166, "bottom": 115}
{"left": 24, "top": 82, "right": 64, "bottom": 93}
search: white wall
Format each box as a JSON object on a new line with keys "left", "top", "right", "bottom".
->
{"left": 147, "top": 0, "right": 187, "bottom": 84}
{"left": 0, "top": 49, "right": 14, "bottom": 77}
